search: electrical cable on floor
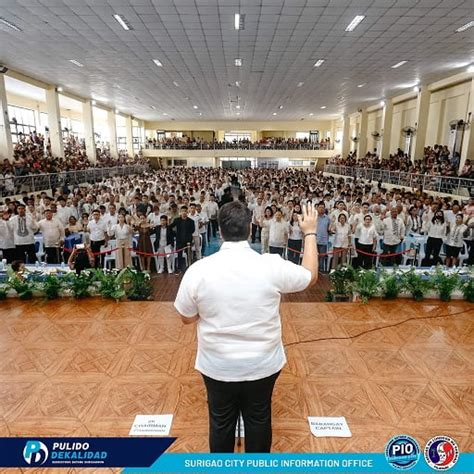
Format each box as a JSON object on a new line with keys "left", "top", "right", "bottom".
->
{"left": 284, "top": 308, "right": 473, "bottom": 348}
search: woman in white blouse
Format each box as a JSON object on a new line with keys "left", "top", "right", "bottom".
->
{"left": 259, "top": 206, "right": 273, "bottom": 254}
{"left": 445, "top": 213, "right": 467, "bottom": 267}
{"left": 422, "top": 211, "right": 447, "bottom": 266}
{"left": 287, "top": 211, "right": 303, "bottom": 264}
{"left": 330, "top": 213, "right": 351, "bottom": 268}
{"left": 355, "top": 215, "right": 378, "bottom": 269}
{"left": 406, "top": 206, "right": 423, "bottom": 235}
{"left": 108, "top": 213, "right": 133, "bottom": 269}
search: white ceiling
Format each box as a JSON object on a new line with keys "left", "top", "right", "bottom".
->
{"left": 0, "top": 0, "right": 473, "bottom": 122}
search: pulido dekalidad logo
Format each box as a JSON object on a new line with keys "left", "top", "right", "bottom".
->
{"left": 23, "top": 441, "right": 107, "bottom": 466}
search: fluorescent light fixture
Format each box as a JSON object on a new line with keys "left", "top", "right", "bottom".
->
{"left": 0, "top": 17, "right": 22, "bottom": 31}
{"left": 272, "top": 112, "right": 277, "bottom": 116}
{"left": 236, "top": 112, "right": 240, "bottom": 115}
{"left": 113, "top": 14, "right": 131, "bottom": 31}
{"left": 320, "top": 105, "right": 327, "bottom": 109}
{"left": 193, "top": 105, "right": 198, "bottom": 109}
{"left": 357, "top": 83, "right": 366, "bottom": 88}
{"left": 198, "top": 112, "right": 202, "bottom": 116}
{"left": 153, "top": 59, "right": 163, "bottom": 67}
{"left": 56, "top": 86, "right": 63, "bottom": 92}
{"left": 235, "top": 81, "right": 241, "bottom": 87}
{"left": 278, "top": 105, "right": 283, "bottom": 109}
{"left": 345, "top": 15, "right": 365, "bottom": 32}
{"left": 163, "top": 113, "right": 168, "bottom": 116}
{"left": 235, "top": 58, "right": 242, "bottom": 66}
{"left": 309, "top": 113, "right": 314, "bottom": 116}
{"left": 235, "top": 105, "right": 241, "bottom": 109}
{"left": 115, "top": 109, "right": 120, "bottom": 114}
{"left": 380, "top": 100, "right": 385, "bottom": 107}
{"left": 234, "top": 13, "right": 240, "bottom": 30}
{"left": 467, "top": 65, "right": 474, "bottom": 73}
{"left": 313, "top": 59, "right": 325, "bottom": 67}
{"left": 297, "top": 82, "right": 304, "bottom": 87}
{"left": 91, "top": 100, "right": 97, "bottom": 105}
{"left": 69, "top": 59, "right": 84, "bottom": 67}
{"left": 456, "top": 21, "right": 474, "bottom": 32}
{"left": 413, "top": 86, "right": 420, "bottom": 93}
{"left": 150, "top": 105, "right": 156, "bottom": 110}
{"left": 173, "top": 81, "right": 179, "bottom": 87}
{"left": 391, "top": 60, "right": 408, "bottom": 69}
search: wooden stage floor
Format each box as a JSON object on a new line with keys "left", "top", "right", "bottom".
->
{"left": 0, "top": 298, "right": 472, "bottom": 461}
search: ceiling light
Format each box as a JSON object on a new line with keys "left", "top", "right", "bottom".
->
{"left": 235, "top": 105, "right": 241, "bottom": 109}
{"left": 236, "top": 112, "right": 240, "bottom": 115}
{"left": 278, "top": 105, "right": 283, "bottom": 109}
{"left": 0, "top": 17, "right": 21, "bottom": 31}
{"left": 413, "top": 86, "right": 420, "bottom": 93}
{"left": 91, "top": 100, "right": 97, "bottom": 105}
{"left": 297, "top": 82, "right": 304, "bottom": 87}
{"left": 153, "top": 59, "right": 163, "bottom": 67}
{"left": 150, "top": 105, "right": 156, "bottom": 110}
{"left": 115, "top": 109, "right": 120, "bottom": 114}
{"left": 234, "top": 13, "right": 240, "bottom": 30}
{"left": 272, "top": 112, "right": 277, "bottom": 116}
{"left": 198, "top": 112, "right": 202, "bottom": 116}
{"left": 69, "top": 59, "right": 84, "bottom": 67}
{"left": 467, "top": 65, "right": 474, "bottom": 73}
{"left": 456, "top": 21, "right": 474, "bottom": 32}
{"left": 313, "top": 59, "right": 325, "bottom": 67}
{"left": 193, "top": 105, "right": 198, "bottom": 109}
{"left": 56, "top": 86, "right": 63, "bottom": 92}
{"left": 309, "top": 113, "right": 314, "bottom": 116}
{"left": 173, "top": 81, "right": 179, "bottom": 87}
{"left": 235, "top": 58, "right": 242, "bottom": 67}
{"left": 184, "top": 96, "right": 190, "bottom": 100}
{"left": 163, "top": 113, "right": 168, "bottom": 116}
{"left": 380, "top": 100, "right": 385, "bottom": 107}
{"left": 235, "top": 81, "right": 241, "bottom": 87}
{"left": 345, "top": 15, "right": 365, "bottom": 32}
{"left": 320, "top": 105, "right": 327, "bottom": 109}
{"left": 392, "top": 60, "right": 408, "bottom": 69}
{"left": 357, "top": 83, "right": 366, "bottom": 88}
{"left": 113, "top": 14, "right": 131, "bottom": 30}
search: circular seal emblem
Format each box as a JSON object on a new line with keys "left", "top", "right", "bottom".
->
{"left": 385, "top": 435, "right": 421, "bottom": 470}
{"left": 424, "top": 436, "right": 459, "bottom": 471}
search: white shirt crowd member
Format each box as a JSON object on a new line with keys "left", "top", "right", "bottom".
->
{"left": 268, "top": 219, "right": 290, "bottom": 248}
{"left": 37, "top": 217, "right": 64, "bottom": 247}
{"left": 174, "top": 240, "right": 311, "bottom": 381}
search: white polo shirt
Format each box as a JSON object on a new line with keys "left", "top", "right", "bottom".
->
{"left": 174, "top": 240, "right": 311, "bottom": 382}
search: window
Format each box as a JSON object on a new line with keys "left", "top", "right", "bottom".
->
{"left": 296, "top": 132, "right": 309, "bottom": 140}
{"left": 8, "top": 105, "right": 37, "bottom": 143}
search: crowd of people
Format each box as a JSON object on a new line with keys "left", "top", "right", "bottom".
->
{"left": 0, "top": 167, "right": 472, "bottom": 277}
{"left": 0, "top": 132, "right": 145, "bottom": 196}
{"left": 330, "top": 145, "right": 472, "bottom": 178}
{"left": 145, "top": 136, "right": 332, "bottom": 151}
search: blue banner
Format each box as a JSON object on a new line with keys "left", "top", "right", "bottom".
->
{"left": 123, "top": 453, "right": 474, "bottom": 473}
{"left": 0, "top": 437, "right": 175, "bottom": 468}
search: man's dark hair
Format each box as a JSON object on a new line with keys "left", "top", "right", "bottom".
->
{"left": 218, "top": 201, "right": 251, "bottom": 242}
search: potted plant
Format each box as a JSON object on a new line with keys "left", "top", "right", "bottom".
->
{"left": 460, "top": 277, "right": 474, "bottom": 303}
{"left": 432, "top": 267, "right": 461, "bottom": 302}
{"left": 328, "top": 265, "right": 356, "bottom": 302}
{"left": 379, "top": 269, "right": 402, "bottom": 299}
{"left": 401, "top": 268, "right": 432, "bottom": 301}
{"left": 66, "top": 271, "right": 97, "bottom": 299}
{"left": 41, "top": 274, "right": 63, "bottom": 300}
{"left": 7, "top": 276, "right": 35, "bottom": 300}
{"left": 93, "top": 269, "right": 126, "bottom": 301}
{"left": 0, "top": 283, "right": 8, "bottom": 300}
{"left": 353, "top": 269, "right": 379, "bottom": 303}
{"left": 123, "top": 268, "right": 153, "bottom": 301}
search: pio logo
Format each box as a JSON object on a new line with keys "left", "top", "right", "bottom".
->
{"left": 23, "top": 440, "right": 49, "bottom": 465}
{"left": 385, "top": 435, "right": 421, "bottom": 470}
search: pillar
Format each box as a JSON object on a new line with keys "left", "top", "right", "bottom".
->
{"left": 0, "top": 74, "right": 13, "bottom": 161}
{"left": 214, "top": 157, "right": 220, "bottom": 168}
{"left": 82, "top": 100, "right": 96, "bottom": 163}
{"left": 460, "top": 78, "right": 474, "bottom": 172}
{"left": 341, "top": 114, "right": 350, "bottom": 157}
{"left": 45, "top": 87, "right": 64, "bottom": 158}
{"left": 357, "top": 109, "right": 368, "bottom": 159}
{"left": 380, "top": 100, "right": 393, "bottom": 160}
{"left": 107, "top": 110, "right": 118, "bottom": 159}
{"left": 125, "top": 115, "right": 134, "bottom": 156}
{"left": 411, "top": 87, "right": 431, "bottom": 162}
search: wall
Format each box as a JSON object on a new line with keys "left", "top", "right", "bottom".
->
{"left": 367, "top": 109, "right": 383, "bottom": 153}
{"left": 391, "top": 98, "right": 417, "bottom": 151}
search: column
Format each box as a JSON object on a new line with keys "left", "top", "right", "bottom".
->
{"left": 0, "top": 74, "right": 13, "bottom": 161}
{"left": 107, "top": 110, "right": 118, "bottom": 159}
{"left": 125, "top": 115, "right": 134, "bottom": 156}
{"left": 357, "top": 109, "right": 368, "bottom": 159}
{"left": 341, "top": 114, "right": 350, "bottom": 157}
{"left": 214, "top": 157, "right": 220, "bottom": 168}
{"left": 460, "top": 78, "right": 474, "bottom": 172}
{"left": 82, "top": 100, "right": 96, "bottom": 163}
{"left": 45, "top": 87, "right": 64, "bottom": 158}
{"left": 410, "top": 87, "right": 431, "bottom": 162}
{"left": 380, "top": 100, "right": 393, "bottom": 160}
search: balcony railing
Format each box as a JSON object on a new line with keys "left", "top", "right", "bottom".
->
{"left": 0, "top": 164, "right": 149, "bottom": 197}
{"left": 143, "top": 142, "right": 333, "bottom": 151}
{"left": 324, "top": 164, "right": 474, "bottom": 197}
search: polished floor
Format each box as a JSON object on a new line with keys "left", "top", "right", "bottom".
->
{"left": 0, "top": 298, "right": 472, "bottom": 466}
